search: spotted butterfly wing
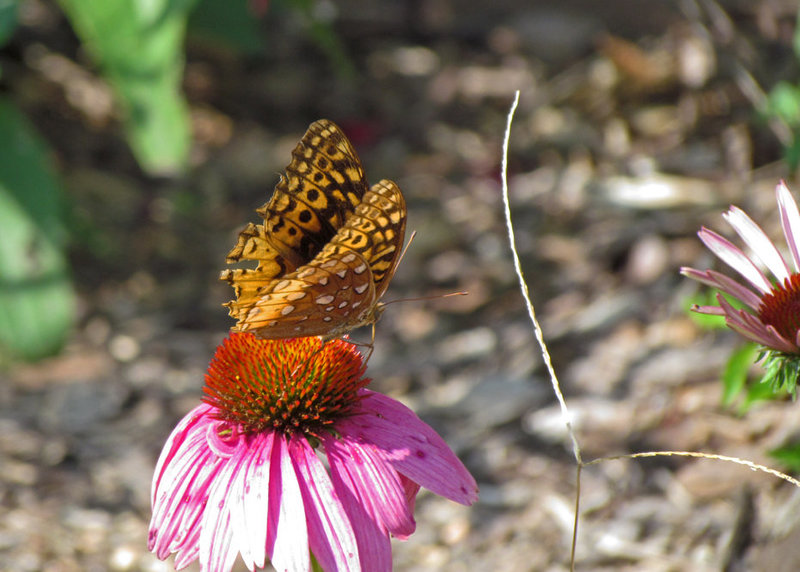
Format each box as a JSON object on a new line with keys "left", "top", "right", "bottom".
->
{"left": 221, "top": 120, "right": 407, "bottom": 339}
{"left": 260, "top": 119, "right": 368, "bottom": 266}
{"left": 221, "top": 120, "right": 367, "bottom": 303}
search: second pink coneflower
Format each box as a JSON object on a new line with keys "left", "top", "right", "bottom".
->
{"left": 681, "top": 180, "right": 800, "bottom": 393}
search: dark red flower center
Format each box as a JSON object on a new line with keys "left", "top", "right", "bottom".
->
{"left": 202, "top": 333, "right": 369, "bottom": 437}
{"left": 757, "top": 273, "right": 800, "bottom": 346}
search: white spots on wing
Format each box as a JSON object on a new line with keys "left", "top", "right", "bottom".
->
{"left": 274, "top": 279, "right": 291, "bottom": 290}
{"left": 318, "top": 276, "right": 329, "bottom": 286}
{"left": 323, "top": 316, "right": 333, "bottom": 322}
{"left": 281, "top": 305, "right": 295, "bottom": 316}
{"left": 320, "top": 259, "right": 338, "bottom": 269}
{"left": 341, "top": 252, "right": 357, "bottom": 263}
{"left": 315, "top": 294, "right": 335, "bottom": 305}
{"left": 351, "top": 301, "right": 362, "bottom": 309}
{"left": 336, "top": 270, "right": 347, "bottom": 279}
{"left": 297, "top": 268, "right": 316, "bottom": 279}
{"left": 354, "top": 283, "right": 369, "bottom": 294}
{"left": 338, "top": 301, "right": 348, "bottom": 309}
{"left": 287, "top": 291, "right": 307, "bottom": 301}
{"left": 353, "top": 263, "right": 367, "bottom": 275}
{"left": 325, "top": 306, "right": 335, "bottom": 312}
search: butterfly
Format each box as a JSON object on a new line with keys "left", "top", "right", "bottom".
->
{"left": 220, "top": 119, "right": 407, "bottom": 340}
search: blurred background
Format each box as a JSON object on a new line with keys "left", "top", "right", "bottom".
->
{"left": 2, "top": 0, "right": 800, "bottom": 570}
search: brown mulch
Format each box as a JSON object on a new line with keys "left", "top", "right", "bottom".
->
{"left": 3, "top": 1, "right": 800, "bottom": 570}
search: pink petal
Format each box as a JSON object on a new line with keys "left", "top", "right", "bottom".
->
{"left": 724, "top": 205, "right": 790, "bottom": 282}
{"left": 777, "top": 180, "right": 800, "bottom": 271}
{"left": 340, "top": 390, "right": 478, "bottom": 506}
{"left": 151, "top": 446, "right": 215, "bottom": 557}
{"left": 267, "top": 435, "right": 309, "bottom": 572}
{"left": 198, "top": 445, "right": 244, "bottom": 572}
{"left": 150, "top": 407, "right": 222, "bottom": 558}
{"left": 398, "top": 475, "right": 421, "bottom": 519}
{"left": 230, "top": 432, "right": 273, "bottom": 570}
{"left": 716, "top": 295, "right": 797, "bottom": 353}
{"left": 173, "top": 532, "right": 200, "bottom": 569}
{"left": 690, "top": 304, "right": 726, "bottom": 316}
{"left": 763, "top": 323, "right": 798, "bottom": 353}
{"left": 324, "top": 434, "right": 416, "bottom": 538}
{"left": 701, "top": 270, "right": 762, "bottom": 310}
{"left": 289, "top": 436, "right": 360, "bottom": 572}
{"left": 151, "top": 404, "right": 215, "bottom": 506}
{"left": 681, "top": 267, "right": 763, "bottom": 310}
{"left": 323, "top": 435, "right": 393, "bottom": 571}
{"left": 697, "top": 228, "right": 772, "bottom": 294}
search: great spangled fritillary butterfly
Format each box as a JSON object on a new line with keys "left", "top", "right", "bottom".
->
{"left": 220, "top": 119, "right": 407, "bottom": 340}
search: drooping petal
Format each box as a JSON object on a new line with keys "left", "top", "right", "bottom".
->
{"left": 151, "top": 403, "right": 215, "bottom": 506}
{"left": 340, "top": 390, "right": 478, "bottom": 506}
{"left": 690, "top": 304, "right": 726, "bottom": 316}
{"left": 680, "top": 268, "right": 762, "bottom": 310}
{"left": 267, "top": 434, "right": 309, "bottom": 572}
{"left": 230, "top": 432, "right": 273, "bottom": 571}
{"left": 723, "top": 205, "right": 790, "bottom": 282}
{"left": 777, "top": 180, "right": 800, "bottom": 271}
{"left": 289, "top": 435, "right": 361, "bottom": 572}
{"left": 764, "top": 324, "right": 798, "bottom": 353}
{"left": 173, "top": 531, "right": 201, "bottom": 569}
{"left": 150, "top": 405, "right": 223, "bottom": 559}
{"left": 323, "top": 434, "right": 393, "bottom": 572}
{"left": 198, "top": 442, "right": 246, "bottom": 572}
{"left": 151, "top": 444, "right": 217, "bottom": 558}
{"left": 717, "top": 295, "right": 797, "bottom": 353}
{"left": 398, "top": 475, "right": 421, "bottom": 524}
{"left": 323, "top": 433, "right": 416, "bottom": 538}
{"left": 697, "top": 228, "right": 772, "bottom": 294}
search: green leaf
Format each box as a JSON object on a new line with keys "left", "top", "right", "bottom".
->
{"left": 721, "top": 343, "right": 758, "bottom": 407}
{"left": 57, "top": 0, "right": 196, "bottom": 175}
{"left": 765, "top": 82, "right": 800, "bottom": 126}
{"left": 769, "top": 441, "right": 800, "bottom": 472}
{"left": 0, "top": 98, "right": 75, "bottom": 362}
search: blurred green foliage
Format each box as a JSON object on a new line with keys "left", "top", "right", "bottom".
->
{"left": 719, "top": 343, "right": 788, "bottom": 413}
{"left": 762, "top": 9, "right": 800, "bottom": 170}
{"left": 0, "top": 98, "right": 75, "bottom": 363}
{"left": 769, "top": 441, "right": 800, "bottom": 472}
{"left": 57, "top": 0, "right": 196, "bottom": 175}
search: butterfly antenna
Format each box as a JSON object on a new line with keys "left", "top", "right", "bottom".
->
{"left": 396, "top": 230, "right": 417, "bottom": 269}
{"left": 382, "top": 290, "right": 468, "bottom": 307}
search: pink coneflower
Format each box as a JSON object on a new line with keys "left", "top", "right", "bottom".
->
{"left": 148, "top": 333, "right": 478, "bottom": 572}
{"left": 681, "top": 180, "right": 800, "bottom": 393}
